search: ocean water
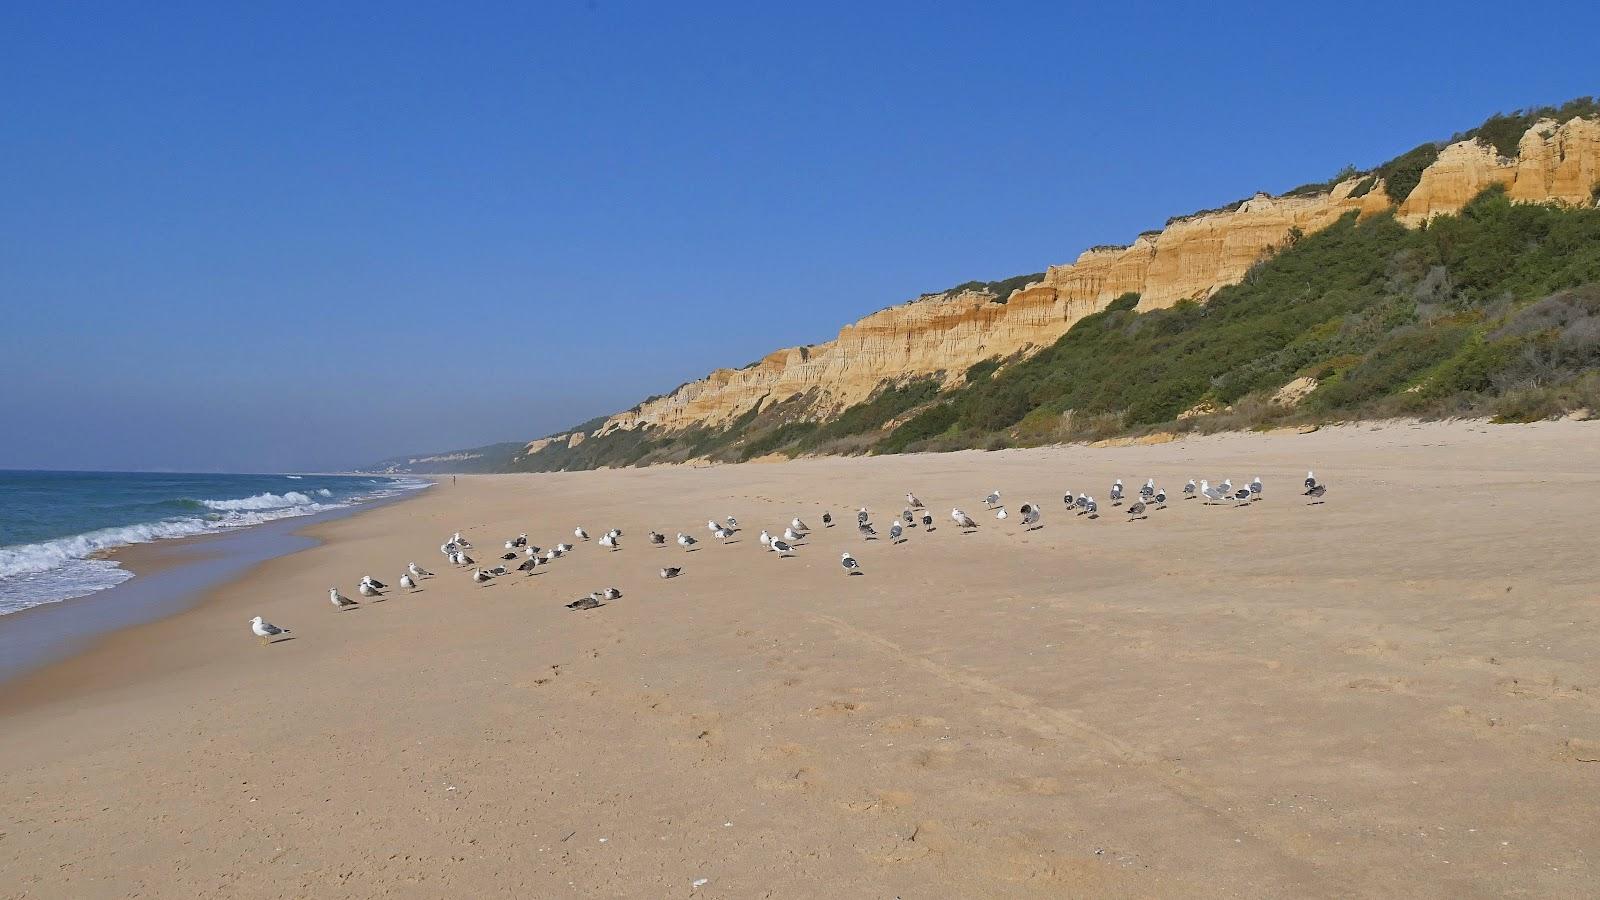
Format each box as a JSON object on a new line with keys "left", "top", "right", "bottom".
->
{"left": 0, "top": 471, "right": 427, "bottom": 615}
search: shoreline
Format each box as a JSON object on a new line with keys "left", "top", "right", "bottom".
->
{"left": 0, "top": 481, "right": 434, "bottom": 693}
{"left": 5, "top": 422, "right": 1599, "bottom": 896}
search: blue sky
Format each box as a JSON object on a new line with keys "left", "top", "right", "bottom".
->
{"left": 2, "top": 1, "right": 1594, "bottom": 471}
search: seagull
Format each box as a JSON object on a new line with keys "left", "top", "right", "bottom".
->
{"left": 440, "top": 542, "right": 455, "bottom": 556}
{"left": 784, "top": 527, "right": 803, "bottom": 542}
{"left": 889, "top": 522, "right": 904, "bottom": 543}
{"left": 858, "top": 521, "right": 878, "bottom": 540}
{"left": 471, "top": 567, "right": 492, "bottom": 583}
{"left": 1075, "top": 496, "right": 1090, "bottom": 514}
{"left": 1200, "top": 480, "right": 1227, "bottom": 504}
{"left": 329, "top": 588, "right": 357, "bottom": 609}
{"left": 1110, "top": 480, "right": 1124, "bottom": 504}
{"left": 770, "top": 538, "right": 794, "bottom": 556}
{"left": 399, "top": 574, "right": 418, "bottom": 590}
{"left": 1183, "top": 479, "right": 1197, "bottom": 498}
{"left": 791, "top": 517, "right": 809, "bottom": 532}
{"left": 1154, "top": 488, "right": 1168, "bottom": 507}
{"left": 557, "top": 543, "right": 574, "bottom": 553}
{"left": 605, "top": 528, "right": 622, "bottom": 539}
{"left": 600, "top": 587, "right": 622, "bottom": 600}
{"left": 726, "top": 516, "right": 738, "bottom": 529}
{"left": 574, "top": 526, "right": 589, "bottom": 541}
{"left": 504, "top": 539, "right": 517, "bottom": 551}
{"left": 1139, "top": 478, "right": 1155, "bottom": 499}
{"left": 408, "top": 562, "right": 433, "bottom": 578}
{"left": 650, "top": 531, "right": 667, "bottom": 545}
{"left": 500, "top": 551, "right": 517, "bottom": 560}
{"left": 250, "top": 616, "right": 289, "bottom": 645}
{"left": 358, "top": 581, "right": 383, "bottom": 598}
{"left": 518, "top": 557, "right": 540, "bottom": 573}
{"left": 1219, "top": 478, "right": 1233, "bottom": 495}
{"left": 759, "top": 529, "right": 772, "bottom": 547}
{"left": 1305, "top": 471, "right": 1318, "bottom": 491}
{"left": 1085, "top": 497, "right": 1099, "bottom": 517}
{"left": 677, "top": 532, "right": 697, "bottom": 550}
{"left": 544, "top": 548, "right": 560, "bottom": 562}
{"left": 857, "top": 508, "right": 870, "bottom": 524}
{"left": 1234, "top": 488, "right": 1252, "bottom": 502}
{"left": 1021, "top": 505, "right": 1041, "bottom": 528}
{"left": 452, "top": 533, "right": 472, "bottom": 548}
{"left": 566, "top": 596, "right": 602, "bottom": 610}
{"left": 1127, "top": 499, "right": 1147, "bottom": 519}
{"left": 902, "top": 508, "right": 915, "bottom": 525}
{"left": 713, "top": 526, "right": 731, "bottom": 541}
{"left": 487, "top": 565, "right": 508, "bottom": 576}
{"left": 660, "top": 566, "right": 681, "bottom": 579}
{"left": 921, "top": 512, "right": 934, "bottom": 531}
{"left": 599, "top": 533, "right": 619, "bottom": 550}
{"left": 455, "top": 552, "right": 475, "bottom": 566}
{"left": 1249, "top": 476, "right": 1263, "bottom": 499}
{"left": 906, "top": 492, "right": 923, "bottom": 508}
{"left": 524, "top": 546, "right": 541, "bottom": 559}
{"left": 984, "top": 490, "right": 1001, "bottom": 507}
{"left": 1305, "top": 482, "right": 1328, "bottom": 502}
{"left": 514, "top": 533, "right": 528, "bottom": 547}
{"left": 706, "top": 519, "right": 721, "bottom": 534}
{"left": 822, "top": 512, "right": 833, "bottom": 527}
{"left": 361, "top": 575, "right": 387, "bottom": 590}
{"left": 952, "top": 508, "right": 977, "bottom": 529}
{"left": 841, "top": 552, "right": 861, "bottom": 574}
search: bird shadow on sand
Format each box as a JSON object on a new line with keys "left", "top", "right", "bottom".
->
{"left": 1306, "top": 500, "right": 1327, "bottom": 506}
{"left": 1127, "top": 515, "right": 1148, "bottom": 522}
{"left": 960, "top": 529, "right": 979, "bottom": 535}
{"left": 268, "top": 636, "right": 298, "bottom": 644}
{"left": 847, "top": 570, "right": 864, "bottom": 576}
{"left": 1025, "top": 524, "right": 1045, "bottom": 532}
{"left": 724, "top": 539, "right": 742, "bottom": 545}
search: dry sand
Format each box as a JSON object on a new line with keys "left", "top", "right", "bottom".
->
{"left": 3, "top": 420, "right": 1598, "bottom": 898}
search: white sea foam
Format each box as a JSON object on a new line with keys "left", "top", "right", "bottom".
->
{"left": 200, "top": 490, "right": 315, "bottom": 511}
{"left": 0, "top": 478, "right": 430, "bottom": 615}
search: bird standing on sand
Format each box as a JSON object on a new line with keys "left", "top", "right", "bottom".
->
{"left": 574, "top": 526, "right": 589, "bottom": 541}
{"left": 408, "top": 562, "right": 432, "bottom": 579}
{"left": 759, "top": 529, "right": 772, "bottom": 547}
{"left": 1127, "top": 499, "right": 1147, "bottom": 519}
{"left": 726, "top": 516, "right": 738, "bottom": 529}
{"left": 1021, "top": 504, "right": 1041, "bottom": 528}
{"left": 1110, "top": 480, "right": 1124, "bottom": 505}
{"left": 906, "top": 492, "right": 923, "bottom": 508}
{"left": 841, "top": 552, "right": 861, "bottom": 574}
{"left": 1200, "top": 480, "right": 1225, "bottom": 504}
{"left": 985, "top": 490, "right": 1001, "bottom": 507}
{"left": 858, "top": 508, "right": 870, "bottom": 524}
{"left": 714, "top": 525, "right": 731, "bottom": 541}
{"left": 358, "top": 581, "right": 383, "bottom": 598}
{"left": 784, "top": 527, "right": 803, "bottom": 542}
{"left": 822, "top": 512, "right": 833, "bottom": 527}
{"left": 1153, "top": 488, "right": 1167, "bottom": 507}
{"left": 329, "top": 588, "right": 357, "bottom": 609}
{"left": 471, "top": 567, "right": 491, "bottom": 583}
{"left": 858, "top": 521, "right": 878, "bottom": 540}
{"left": 952, "top": 508, "right": 977, "bottom": 529}
{"left": 650, "top": 531, "right": 667, "bottom": 545}
{"left": 677, "top": 532, "right": 697, "bottom": 550}
{"left": 1249, "top": 476, "right": 1263, "bottom": 499}
{"left": 599, "top": 533, "right": 619, "bottom": 550}
{"left": 1305, "top": 480, "right": 1328, "bottom": 502}
{"left": 361, "top": 575, "right": 386, "bottom": 590}
{"left": 921, "top": 512, "right": 934, "bottom": 531}
{"left": 250, "top": 616, "right": 289, "bottom": 645}
{"left": 791, "top": 517, "right": 809, "bottom": 533}
{"left": 902, "top": 508, "right": 915, "bottom": 525}
{"left": 706, "top": 519, "right": 721, "bottom": 534}
{"left": 770, "top": 538, "right": 794, "bottom": 556}
{"left": 518, "top": 557, "right": 540, "bottom": 573}
{"left": 660, "top": 566, "right": 681, "bottom": 579}
{"left": 1184, "top": 479, "right": 1197, "bottom": 498}
{"left": 1140, "top": 478, "right": 1155, "bottom": 499}
{"left": 399, "top": 574, "right": 418, "bottom": 590}
{"left": 889, "top": 522, "right": 903, "bottom": 542}
{"left": 1305, "top": 471, "right": 1318, "bottom": 491}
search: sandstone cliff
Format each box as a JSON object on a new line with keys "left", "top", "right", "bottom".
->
{"left": 556, "top": 117, "right": 1600, "bottom": 450}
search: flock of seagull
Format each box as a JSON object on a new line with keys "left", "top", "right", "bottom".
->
{"left": 248, "top": 470, "right": 1330, "bottom": 644}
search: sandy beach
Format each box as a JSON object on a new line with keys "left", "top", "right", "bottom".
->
{"left": 4, "top": 420, "right": 1598, "bottom": 897}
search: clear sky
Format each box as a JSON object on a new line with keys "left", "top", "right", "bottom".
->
{"left": 2, "top": 1, "right": 1594, "bottom": 472}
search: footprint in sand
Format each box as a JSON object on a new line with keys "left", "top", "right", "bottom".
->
{"left": 841, "top": 788, "right": 916, "bottom": 814}
{"left": 809, "top": 699, "right": 864, "bottom": 717}
{"left": 862, "top": 819, "right": 947, "bottom": 864}
{"left": 877, "top": 714, "right": 948, "bottom": 733}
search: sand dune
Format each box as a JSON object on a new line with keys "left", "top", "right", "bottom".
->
{"left": 3, "top": 420, "right": 1598, "bottom": 897}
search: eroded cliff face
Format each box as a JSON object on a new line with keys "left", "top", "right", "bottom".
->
{"left": 594, "top": 118, "right": 1600, "bottom": 439}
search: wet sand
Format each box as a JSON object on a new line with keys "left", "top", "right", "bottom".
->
{"left": 3, "top": 420, "right": 1598, "bottom": 897}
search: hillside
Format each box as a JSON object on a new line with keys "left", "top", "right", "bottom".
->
{"left": 382, "top": 99, "right": 1600, "bottom": 472}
